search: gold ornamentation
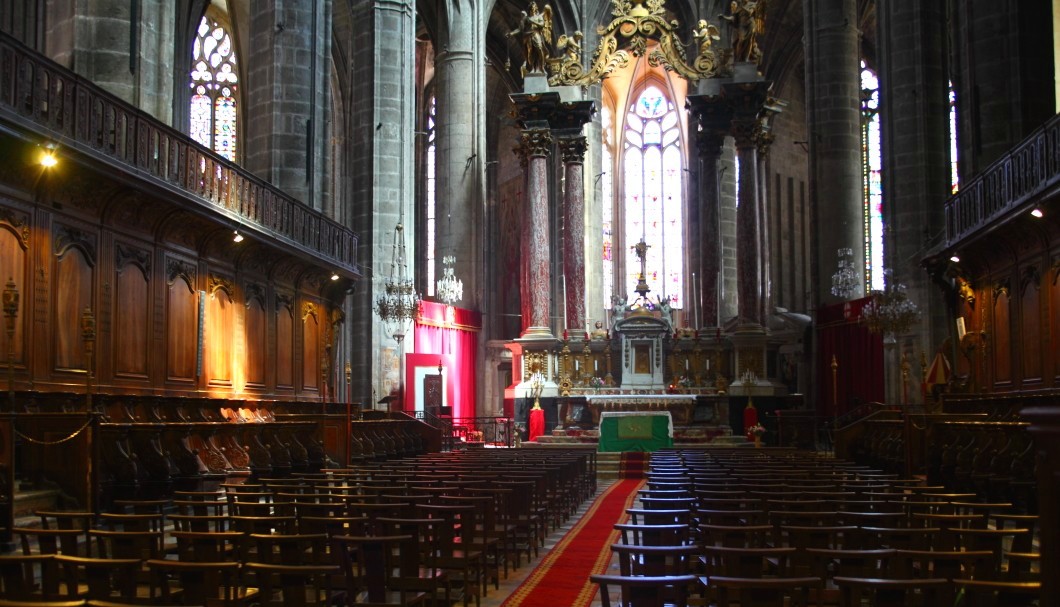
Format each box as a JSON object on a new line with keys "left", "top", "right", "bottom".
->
{"left": 545, "top": 0, "right": 725, "bottom": 86}
{"left": 521, "top": 129, "right": 553, "bottom": 157}
{"left": 208, "top": 274, "right": 234, "bottom": 296}
{"left": 302, "top": 301, "right": 318, "bottom": 322}
{"left": 720, "top": 0, "right": 766, "bottom": 64}
{"left": 558, "top": 137, "right": 588, "bottom": 163}
{"left": 507, "top": 2, "right": 554, "bottom": 77}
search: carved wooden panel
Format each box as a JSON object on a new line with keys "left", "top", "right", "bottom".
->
{"left": 166, "top": 274, "right": 197, "bottom": 382}
{"left": 1020, "top": 274, "right": 1041, "bottom": 383}
{"left": 245, "top": 298, "right": 266, "bottom": 389}
{"left": 302, "top": 303, "right": 319, "bottom": 391}
{"left": 276, "top": 304, "right": 294, "bottom": 389}
{"left": 0, "top": 224, "right": 26, "bottom": 364}
{"left": 1053, "top": 266, "right": 1060, "bottom": 383}
{"left": 993, "top": 286, "right": 1012, "bottom": 385}
{"left": 53, "top": 247, "right": 92, "bottom": 372}
{"left": 113, "top": 256, "right": 149, "bottom": 378}
{"left": 206, "top": 287, "right": 233, "bottom": 388}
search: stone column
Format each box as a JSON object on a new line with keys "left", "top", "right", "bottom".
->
{"left": 687, "top": 93, "right": 732, "bottom": 329}
{"left": 805, "top": 0, "right": 864, "bottom": 305}
{"left": 521, "top": 128, "right": 554, "bottom": 337}
{"left": 435, "top": 0, "right": 483, "bottom": 309}
{"left": 724, "top": 79, "right": 772, "bottom": 327}
{"left": 754, "top": 100, "right": 784, "bottom": 325}
{"left": 559, "top": 136, "right": 587, "bottom": 333}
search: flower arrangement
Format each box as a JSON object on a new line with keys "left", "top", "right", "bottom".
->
{"left": 748, "top": 423, "right": 766, "bottom": 436}
{"left": 677, "top": 376, "right": 694, "bottom": 388}
{"left": 588, "top": 376, "right": 605, "bottom": 389}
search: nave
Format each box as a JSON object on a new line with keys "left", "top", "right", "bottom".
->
{"left": 0, "top": 446, "right": 1040, "bottom": 606}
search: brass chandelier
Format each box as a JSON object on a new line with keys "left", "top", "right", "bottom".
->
{"left": 374, "top": 223, "right": 421, "bottom": 342}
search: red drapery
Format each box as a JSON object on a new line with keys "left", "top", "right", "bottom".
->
{"left": 414, "top": 301, "right": 480, "bottom": 420}
{"left": 816, "top": 298, "right": 884, "bottom": 419}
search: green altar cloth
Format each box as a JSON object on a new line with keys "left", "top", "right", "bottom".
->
{"left": 598, "top": 411, "right": 674, "bottom": 452}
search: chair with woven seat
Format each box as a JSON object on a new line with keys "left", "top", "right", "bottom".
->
{"left": 704, "top": 575, "right": 823, "bottom": 607}
{"left": 590, "top": 574, "right": 697, "bottom": 607}
{"left": 372, "top": 517, "right": 452, "bottom": 604}
{"left": 330, "top": 534, "right": 430, "bottom": 606}
{"left": 146, "top": 559, "right": 258, "bottom": 606}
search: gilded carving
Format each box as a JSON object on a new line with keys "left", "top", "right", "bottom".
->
{"left": 302, "top": 301, "right": 318, "bottom": 322}
{"left": 114, "top": 243, "right": 151, "bottom": 278}
{"left": 558, "top": 137, "right": 588, "bottom": 163}
{"left": 53, "top": 224, "right": 97, "bottom": 266}
{"left": 993, "top": 280, "right": 1010, "bottom": 302}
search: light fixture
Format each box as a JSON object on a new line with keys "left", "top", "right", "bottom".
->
{"left": 949, "top": 254, "right": 960, "bottom": 263}
{"left": 330, "top": 272, "right": 340, "bottom": 281}
{"left": 232, "top": 230, "right": 244, "bottom": 243}
{"left": 436, "top": 255, "right": 463, "bottom": 305}
{"left": 862, "top": 271, "right": 921, "bottom": 340}
{"left": 374, "top": 223, "right": 421, "bottom": 342}
{"left": 39, "top": 146, "right": 58, "bottom": 168}
{"left": 1030, "top": 207, "right": 1043, "bottom": 218}
{"left": 830, "top": 247, "right": 860, "bottom": 299}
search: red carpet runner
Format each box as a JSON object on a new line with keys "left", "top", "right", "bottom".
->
{"left": 619, "top": 452, "right": 648, "bottom": 478}
{"left": 500, "top": 478, "right": 645, "bottom": 607}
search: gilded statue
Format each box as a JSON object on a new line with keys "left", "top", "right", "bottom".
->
{"left": 591, "top": 320, "right": 609, "bottom": 340}
{"left": 720, "top": 0, "right": 764, "bottom": 64}
{"left": 508, "top": 2, "right": 554, "bottom": 77}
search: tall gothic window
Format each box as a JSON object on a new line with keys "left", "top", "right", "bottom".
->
{"left": 190, "top": 13, "right": 239, "bottom": 161}
{"left": 861, "top": 61, "right": 884, "bottom": 292}
{"left": 621, "top": 83, "right": 685, "bottom": 307}
{"left": 424, "top": 95, "right": 437, "bottom": 296}
{"left": 949, "top": 82, "right": 959, "bottom": 194}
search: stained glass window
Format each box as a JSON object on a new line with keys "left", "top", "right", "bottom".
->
{"left": 190, "top": 14, "right": 238, "bottom": 161}
{"left": 622, "top": 84, "right": 684, "bottom": 308}
{"left": 949, "top": 82, "right": 959, "bottom": 194}
{"left": 425, "top": 96, "right": 437, "bottom": 296}
{"left": 602, "top": 105, "right": 614, "bottom": 308}
{"left": 861, "top": 61, "right": 884, "bottom": 292}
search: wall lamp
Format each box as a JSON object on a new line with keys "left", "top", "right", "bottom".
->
{"left": 949, "top": 254, "right": 960, "bottom": 263}
{"left": 331, "top": 272, "right": 340, "bottom": 281}
{"left": 1030, "top": 207, "right": 1043, "bottom": 218}
{"left": 39, "top": 143, "right": 58, "bottom": 168}
{"left": 232, "top": 230, "right": 244, "bottom": 243}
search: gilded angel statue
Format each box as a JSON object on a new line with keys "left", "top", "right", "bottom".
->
{"left": 507, "top": 2, "right": 554, "bottom": 77}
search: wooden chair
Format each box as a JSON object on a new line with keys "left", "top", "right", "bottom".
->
{"left": 832, "top": 576, "right": 949, "bottom": 607}
{"left": 699, "top": 524, "right": 774, "bottom": 548}
{"left": 0, "top": 553, "right": 61, "bottom": 601}
{"left": 247, "top": 532, "right": 331, "bottom": 567}
{"left": 243, "top": 562, "right": 339, "bottom": 607}
{"left": 371, "top": 517, "right": 452, "bottom": 604}
{"left": 169, "top": 513, "right": 230, "bottom": 533}
{"left": 170, "top": 531, "right": 245, "bottom": 562}
{"left": 953, "top": 527, "right": 1033, "bottom": 578}
{"left": 700, "top": 546, "right": 796, "bottom": 579}
{"left": 951, "top": 579, "right": 1041, "bottom": 607}
{"left": 417, "top": 503, "right": 484, "bottom": 607}
{"left": 14, "top": 527, "right": 87, "bottom": 557}
{"left": 36, "top": 511, "right": 94, "bottom": 553}
{"left": 146, "top": 559, "right": 258, "bottom": 606}
{"left": 610, "top": 544, "right": 700, "bottom": 577}
{"left": 705, "top": 575, "right": 822, "bottom": 607}
{"left": 88, "top": 529, "right": 165, "bottom": 562}
{"left": 804, "top": 547, "right": 895, "bottom": 603}
{"left": 53, "top": 555, "right": 148, "bottom": 603}
{"left": 329, "top": 534, "right": 430, "bottom": 606}
{"left": 1003, "top": 551, "right": 1039, "bottom": 582}
{"left": 589, "top": 574, "right": 697, "bottom": 607}
{"left": 0, "top": 600, "right": 85, "bottom": 607}
{"left": 614, "top": 523, "right": 692, "bottom": 546}
{"left": 626, "top": 509, "right": 691, "bottom": 526}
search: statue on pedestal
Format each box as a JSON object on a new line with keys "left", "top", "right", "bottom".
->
{"left": 507, "top": 2, "right": 554, "bottom": 77}
{"left": 720, "top": 0, "right": 764, "bottom": 64}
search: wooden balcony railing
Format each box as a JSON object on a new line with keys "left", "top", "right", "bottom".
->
{"left": 0, "top": 32, "right": 358, "bottom": 275}
{"left": 945, "top": 112, "right": 1060, "bottom": 245}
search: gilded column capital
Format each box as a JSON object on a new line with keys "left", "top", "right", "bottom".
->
{"left": 558, "top": 137, "right": 588, "bottom": 164}
{"left": 521, "top": 129, "right": 553, "bottom": 157}
{"left": 753, "top": 126, "right": 775, "bottom": 158}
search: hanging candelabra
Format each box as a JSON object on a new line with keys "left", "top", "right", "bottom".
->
{"left": 436, "top": 255, "right": 463, "bottom": 306}
{"left": 374, "top": 223, "right": 421, "bottom": 342}
{"left": 830, "top": 247, "right": 860, "bottom": 299}
{"left": 861, "top": 272, "right": 921, "bottom": 340}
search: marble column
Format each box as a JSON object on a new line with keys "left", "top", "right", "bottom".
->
{"left": 559, "top": 136, "right": 587, "bottom": 334}
{"left": 522, "top": 128, "right": 554, "bottom": 337}
{"left": 687, "top": 93, "right": 733, "bottom": 329}
{"left": 724, "top": 79, "right": 772, "bottom": 327}
{"left": 754, "top": 100, "right": 785, "bottom": 326}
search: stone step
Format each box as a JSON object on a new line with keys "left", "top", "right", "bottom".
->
{"left": 13, "top": 488, "right": 59, "bottom": 519}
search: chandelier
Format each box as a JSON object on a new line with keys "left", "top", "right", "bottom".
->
{"left": 436, "top": 255, "right": 463, "bottom": 306}
{"left": 830, "top": 247, "right": 861, "bottom": 299}
{"left": 862, "top": 275, "right": 921, "bottom": 338}
{"left": 374, "top": 223, "right": 421, "bottom": 342}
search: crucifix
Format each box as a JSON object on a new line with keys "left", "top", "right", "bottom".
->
{"left": 632, "top": 238, "right": 650, "bottom": 298}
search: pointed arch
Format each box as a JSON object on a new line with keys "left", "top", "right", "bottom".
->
{"left": 189, "top": 7, "right": 241, "bottom": 162}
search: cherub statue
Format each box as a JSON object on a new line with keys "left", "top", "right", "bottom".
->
{"left": 693, "top": 19, "right": 721, "bottom": 57}
{"left": 507, "top": 2, "right": 554, "bottom": 77}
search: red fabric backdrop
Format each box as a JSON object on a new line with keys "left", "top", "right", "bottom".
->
{"left": 414, "top": 301, "right": 481, "bottom": 420}
{"left": 816, "top": 298, "right": 885, "bottom": 419}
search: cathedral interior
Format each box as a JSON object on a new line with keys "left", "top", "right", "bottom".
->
{"left": 0, "top": 0, "right": 1059, "bottom": 602}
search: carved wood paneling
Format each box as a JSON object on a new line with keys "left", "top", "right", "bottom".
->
{"left": 993, "top": 285, "right": 1012, "bottom": 386}
{"left": 166, "top": 273, "right": 197, "bottom": 382}
{"left": 245, "top": 297, "right": 266, "bottom": 389}
{"left": 0, "top": 225, "right": 26, "bottom": 364}
{"left": 53, "top": 247, "right": 92, "bottom": 372}
{"left": 302, "top": 308, "right": 319, "bottom": 391}
{"left": 113, "top": 263, "right": 149, "bottom": 378}
{"left": 276, "top": 305, "right": 294, "bottom": 389}
{"left": 205, "top": 288, "right": 233, "bottom": 388}
{"left": 1021, "top": 271, "right": 1042, "bottom": 383}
